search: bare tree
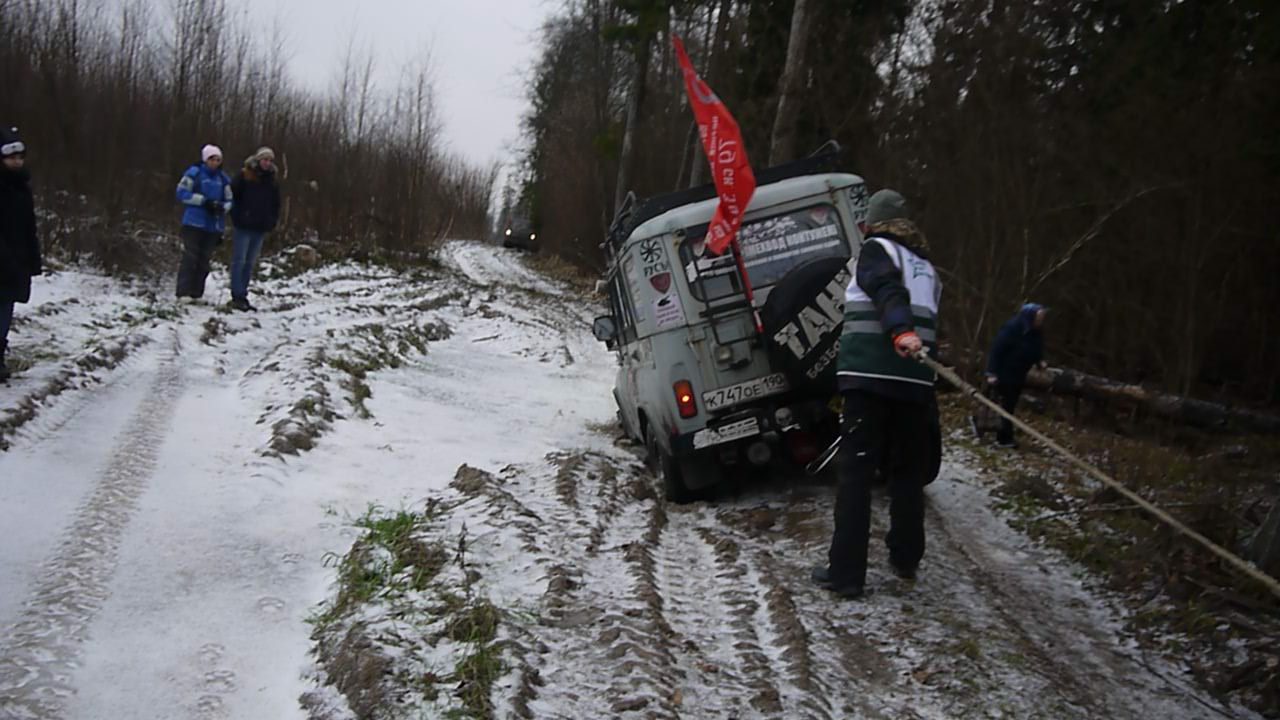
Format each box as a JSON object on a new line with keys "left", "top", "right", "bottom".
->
{"left": 766, "top": 0, "right": 809, "bottom": 166}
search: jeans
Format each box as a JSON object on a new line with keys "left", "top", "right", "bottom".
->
{"left": 827, "top": 389, "right": 934, "bottom": 589}
{"left": 230, "top": 228, "right": 266, "bottom": 300}
{"left": 0, "top": 301, "right": 12, "bottom": 346}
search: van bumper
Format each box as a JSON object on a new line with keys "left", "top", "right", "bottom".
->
{"left": 670, "top": 398, "right": 835, "bottom": 459}
{"left": 672, "top": 410, "right": 769, "bottom": 456}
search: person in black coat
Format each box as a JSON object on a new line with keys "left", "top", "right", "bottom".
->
{"left": 227, "top": 146, "right": 280, "bottom": 311}
{"left": 981, "top": 303, "right": 1047, "bottom": 448}
{"left": 0, "top": 126, "right": 42, "bottom": 382}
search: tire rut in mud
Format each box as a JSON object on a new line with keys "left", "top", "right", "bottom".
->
{"left": 925, "top": 495, "right": 1239, "bottom": 720}
{"left": 0, "top": 332, "right": 182, "bottom": 719}
{"left": 501, "top": 454, "right": 873, "bottom": 719}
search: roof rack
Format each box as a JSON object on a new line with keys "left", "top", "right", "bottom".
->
{"left": 605, "top": 141, "right": 843, "bottom": 253}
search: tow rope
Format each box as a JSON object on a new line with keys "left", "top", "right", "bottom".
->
{"left": 805, "top": 352, "right": 1280, "bottom": 599}
{"left": 914, "top": 352, "right": 1280, "bottom": 601}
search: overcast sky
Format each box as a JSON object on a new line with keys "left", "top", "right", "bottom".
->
{"left": 241, "top": 0, "right": 552, "bottom": 170}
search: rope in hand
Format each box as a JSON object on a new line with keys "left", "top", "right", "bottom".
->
{"left": 914, "top": 350, "right": 1280, "bottom": 601}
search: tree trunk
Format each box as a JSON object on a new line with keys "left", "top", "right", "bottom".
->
{"left": 767, "top": 0, "right": 810, "bottom": 166}
{"left": 1023, "top": 366, "right": 1280, "bottom": 433}
{"left": 1246, "top": 503, "right": 1280, "bottom": 579}
{"left": 614, "top": 35, "right": 652, "bottom": 213}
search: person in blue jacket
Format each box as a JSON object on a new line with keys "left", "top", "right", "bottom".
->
{"left": 981, "top": 303, "right": 1047, "bottom": 448}
{"left": 174, "top": 144, "right": 232, "bottom": 301}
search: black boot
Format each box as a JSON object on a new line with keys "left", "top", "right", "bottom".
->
{"left": 0, "top": 340, "right": 10, "bottom": 382}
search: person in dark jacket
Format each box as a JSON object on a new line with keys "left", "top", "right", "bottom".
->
{"left": 811, "top": 189, "right": 942, "bottom": 599}
{"left": 228, "top": 146, "right": 280, "bottom": 311}
{"left": 980, "top": 303, "right": 1047, "bottom": 448}
{"left": 0, "top": 126, "right": 41, "bottom": 382}
{"left": 174, "top": 144, "right": 232, "bottom": 301}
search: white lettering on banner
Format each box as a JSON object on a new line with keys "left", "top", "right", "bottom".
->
{"left": 742, "top": 241, "right": 842, "bottom": 270}
{"left": 770, "top": 267, "right": 851, "bottom": 360}
{"left": 740, "top": 224, "right": 839, "bottom": 259}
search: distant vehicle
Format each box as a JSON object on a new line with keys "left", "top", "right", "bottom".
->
{"left": 499, "top": 208, "right": 538, "bottom": 251}
{"left": 592, "top": 149, "right": 870, "bottom": 502}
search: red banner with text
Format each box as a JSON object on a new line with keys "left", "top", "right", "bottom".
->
{"left": 673, "top": 34, "right": 756, "bottom": 256}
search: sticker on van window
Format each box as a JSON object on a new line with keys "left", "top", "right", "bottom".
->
{"left": 653, "top": 292, "right": 685, "bottom": 329}
{"left": 734, "top": 204, "right": 847, "bottom": 288}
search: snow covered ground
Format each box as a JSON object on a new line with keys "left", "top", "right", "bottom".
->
{"left": 0, "top": 241, "right": 1260, "bottom": 719}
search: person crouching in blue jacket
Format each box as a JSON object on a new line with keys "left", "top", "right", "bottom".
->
{"left": 982, "top": 303, "right": 1047, "bottom": 448}
{"left": 174, "top": 144, "right": 232, "bottom": 301}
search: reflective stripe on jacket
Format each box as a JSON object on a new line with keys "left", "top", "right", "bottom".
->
{"left": 176, "top": 163, "right": 232, "bottom": 232}
{"left": 837, "top": 235, "right": 941, "bottom": 389}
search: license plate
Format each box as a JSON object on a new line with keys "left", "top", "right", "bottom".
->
{"left": 693, "top": 418, "right": 761, "bottom": 450}
{"left": 702, "top": 373, "right": 790, "bottom": 411}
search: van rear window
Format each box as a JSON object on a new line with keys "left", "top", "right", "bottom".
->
{"left": 680, "top": 204, "right": 849, "bottom": 301}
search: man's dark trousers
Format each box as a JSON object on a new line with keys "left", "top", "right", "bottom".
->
{"left": 176, "top": 226, "right": 219, "bottom": 298}
{"left": 828, "top": 389, "right": 932, "bottom": 589}
{"left": 996, "top": 383, "right": 1023, "bottom": 445}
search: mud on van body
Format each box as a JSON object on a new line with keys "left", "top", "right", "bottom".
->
{"left": 592, "top": 154, "right": 870, "bottom": 502}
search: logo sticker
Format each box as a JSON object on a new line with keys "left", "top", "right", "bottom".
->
{"left": 649, "top": 272, "right": 672, "bottom": 294}
{"left": 653, "top": 293, "right": 686, "bottom": 329}
{"left": 640, "top": 239, "right": 662, "bottom": 264}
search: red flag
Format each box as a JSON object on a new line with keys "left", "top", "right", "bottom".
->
{"left": 673, "top": 34, "right": 756, "bottom": 256}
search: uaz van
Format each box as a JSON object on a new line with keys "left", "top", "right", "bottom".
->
{"left": 592, "top": 152, "right": 870, "bottom": 501}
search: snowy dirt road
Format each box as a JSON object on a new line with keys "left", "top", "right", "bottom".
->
{"left": 0, "top": 241, "right": 1258, "bottom": 719}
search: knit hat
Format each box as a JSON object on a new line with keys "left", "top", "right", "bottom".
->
{"left": 254, "top": 146, "right": 275, "bottom": 161}
{"left": 201, "top": 144, "right": 223, "bottom": 162}
{"left": 1, "top": 126, "right": 26, "bottom": 157}
{"left": 866, "top": 189, "right": 907, "bottom": 225}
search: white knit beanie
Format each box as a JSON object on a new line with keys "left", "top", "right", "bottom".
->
{"left": 201, "top": 144, "right": 223, "bottom": 162}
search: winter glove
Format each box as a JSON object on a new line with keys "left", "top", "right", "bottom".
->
{"left": 892, "top": 330, "right": 922, "bottom": 358}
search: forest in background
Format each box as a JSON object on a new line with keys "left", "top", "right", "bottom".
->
{"left": 517, "top": 0, "right": 1280, "bottom": 407}
{"left": 0, "top": 0, "right": 497, "bottom": 268}
{"left": 0, "top": 0, "right": 1276, "bottom": 407}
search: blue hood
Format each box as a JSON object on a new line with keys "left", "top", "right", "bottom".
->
{"left": 1016, "top": 303, "right": 1044, "bottom": 334}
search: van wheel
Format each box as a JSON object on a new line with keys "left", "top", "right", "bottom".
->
{"left": 644, "top": 429, "right": 660, "bottom": 475}
{"left": 659, "top": 449, "right": 695, "bottom": 504}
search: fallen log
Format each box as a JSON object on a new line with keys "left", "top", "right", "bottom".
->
{"left": 1022, "top": 366, "right": 1280, "bottom": 434}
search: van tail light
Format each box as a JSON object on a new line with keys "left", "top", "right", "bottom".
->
{"left": 673, "top": 380, "right": 697, "bottom": 418}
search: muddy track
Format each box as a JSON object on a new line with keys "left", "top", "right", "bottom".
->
{"left": 452, "top": 443, "right": 1251, "bottom": 720}
{"left": 0, "top": 332, "right": 152, "bottom": 451}
{"left": 926, "top": 488, "right": 1241, "bottom": 720}
{"left": 468, "top": 451, "right": 872, "bottom": 719}
{"left": 0, "top": 330, "right": 182, "bottom": 719}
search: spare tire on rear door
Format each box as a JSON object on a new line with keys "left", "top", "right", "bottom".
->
{"left": 759, "top": 256, "right": 851, "bottom": 398}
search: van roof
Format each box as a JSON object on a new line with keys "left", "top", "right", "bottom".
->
{"left": 625, "top": 172, "right": 865, "bottom": 246}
